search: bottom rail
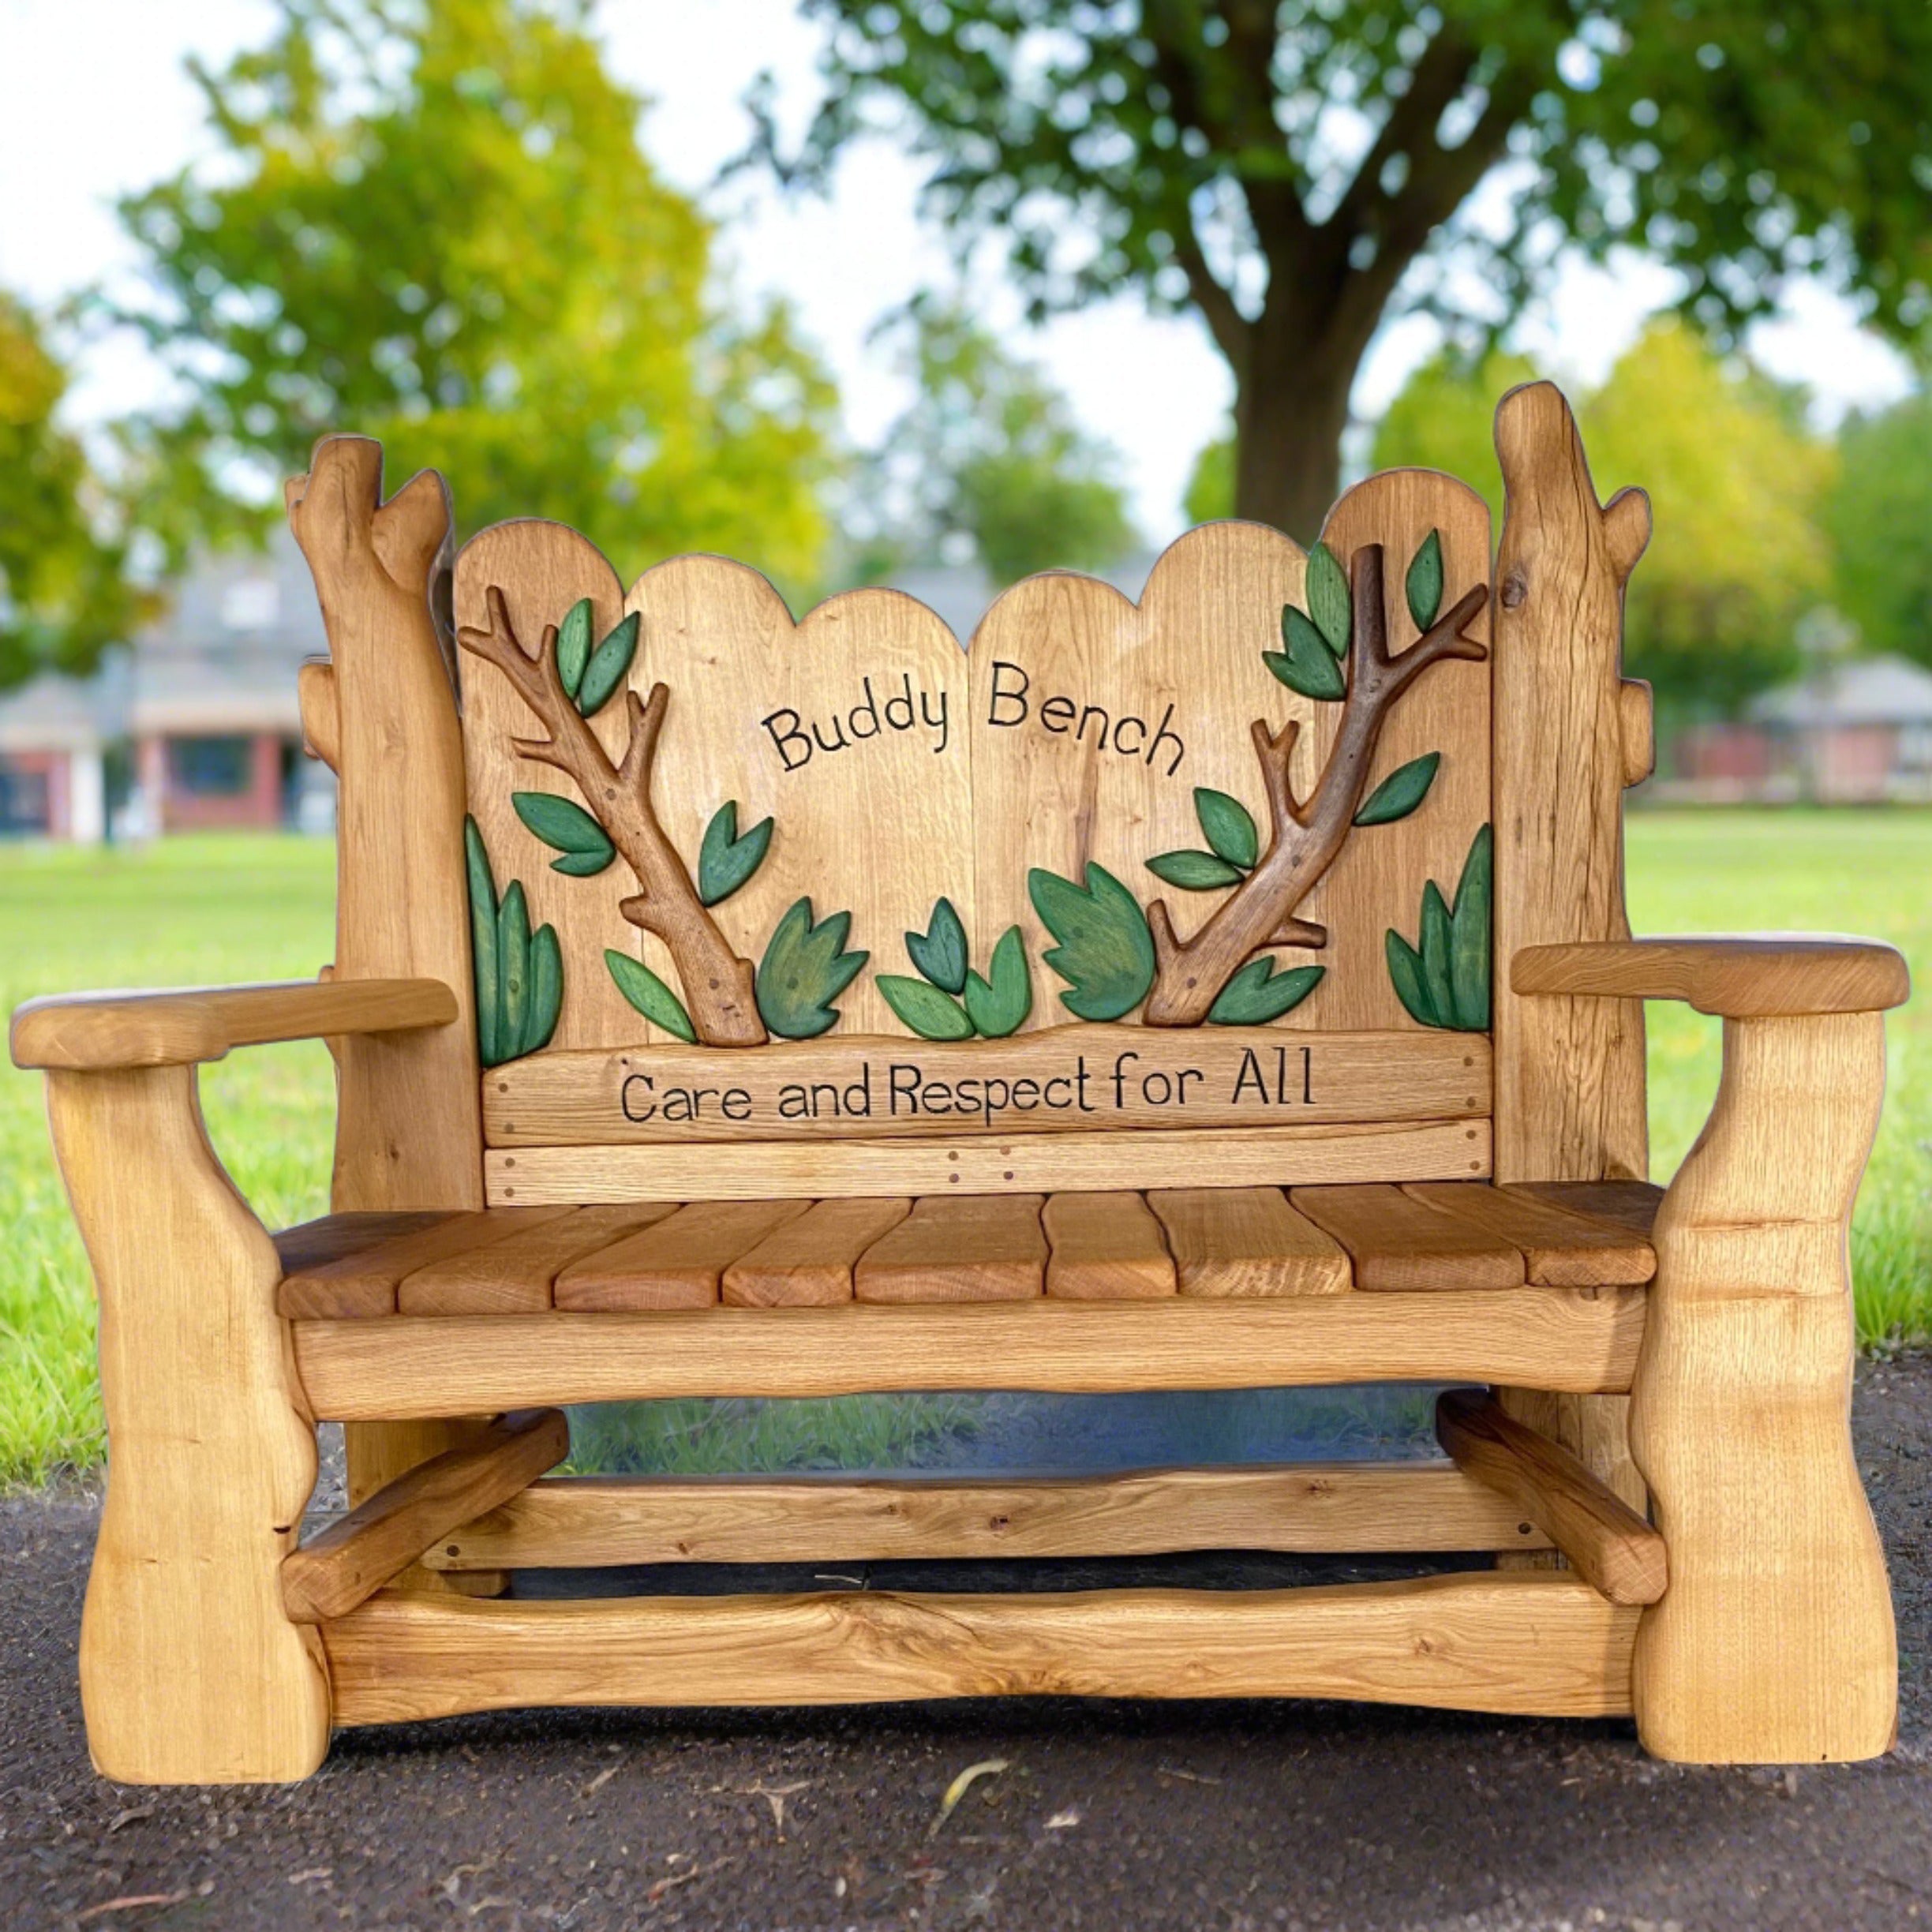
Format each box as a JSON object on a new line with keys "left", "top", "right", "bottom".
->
{"left": 323, "top": 1571, "right": 1634, "bottom": 1724}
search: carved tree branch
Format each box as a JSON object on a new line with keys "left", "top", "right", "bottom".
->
{"left": 1144, "top": 545, "right": 1488, "bottom": 1027}
{"left": 458, "top": 586, "right": 766, "bottom": 1047}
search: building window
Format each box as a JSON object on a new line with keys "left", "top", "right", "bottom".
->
{"left": 0, "top": 759, "right": 51, "bottom": 833}
{"left": 170, "top": 736, "right": 253, "bottom": 796}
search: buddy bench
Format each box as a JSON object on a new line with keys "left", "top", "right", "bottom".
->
{"left": 13, "top": 383, "right": 1908, "bottom": 1784}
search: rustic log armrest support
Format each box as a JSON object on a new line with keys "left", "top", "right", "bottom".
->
{"left": 11, "top": 976, "right": 459, "bottom": 1072}
{"left": 1515, "top": 934, "right": 1901, "bottom": 1762}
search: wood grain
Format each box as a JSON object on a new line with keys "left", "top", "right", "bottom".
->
{"left": 47, "top": 1065, "right": 329, "bottom": 1783}
{"left": 485, "top": 1118, "right": 1492, "bottom": 1204}
{"left": 721, "top": 1196, "right": 911, "bottom": 1306}
{"left": 1403, "top": 1183, "right": 1655, "bottom": 1286}
{"left": 276, "top": 1208, "right": 572, "bottom": 1320}
{"left": 1513, "top": 937, "right": 1909, "bottom": 1018}
{"left": 424, "top": 1464, "right": 1553, "bottom": 1571}
{"left": 324, "top": 1574, "right": 1636, "bottom": 1723}
{"left": 397, "top": 1204, "right": 679, "bottom": 1315}
{"left": 854, "top": 1193, "right": 1047, "bottom": 1302}
{"left": 1290, "top": 1183, "right": 1524, "bottom": 1290}
{"left": 1514, "top": 1179, "right": 1663, "bottom": 1237}
{"left": 1436, "top": 1390, "right": 1665, "bottom": 1605}
{"left": 292, "top": 1289, "right": 1649, "bottom": 1417}
{"left": 1146, "top": 1186, "right": 1350, "bottom": 1296}
{"left": 12, "top": 977, "right": 457, "bottom": 1073}
{"left": 1042, "top": 1191, "right": 1176, "bottom": 1299}
{"left": 273, "top": 1211, "right": 447, "bottom": 1277}
{"left": 553, "top": 1199, "right": 811, "bottom": 1310}
{"left": 281, "top": 1410, "right": 567, "bottom": 1623}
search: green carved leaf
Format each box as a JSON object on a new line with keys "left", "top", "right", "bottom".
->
{"left": 1406, "top": 528, "right": 1444, "bottom": 631}
{"left": 463, "top": 816, "right": 501, "bottom": 1068}
{"left": 556, "top": 597, "right": 593, "bottom": 699}
{"left": 906, "top": 896, "right": 968, "bottom": 994}
{"left": 496, "top": 880, "right": 531, "bottom": 1057}
{"left": 513, "top": 790, "right": 616, "bottom": 874}
{"left": 1207, "top": 958, "right": 1325, "bottom": 1025}
{"left": 1264, "top": 605, "right": 1347, "bottom": 702}
{"left": 522, "top": 923, "right": 563, "bottom": 1055}
{"left": 1194, "top": 787, "right": 1258, "bottom": 868}
{"left": 575, "top": 610, "right": 640, "bottom": 716}
{"left": 605, "top": 949, "right": 696, "bottom": 1042}
{"left": 1354, "top": 751, "right": 1441, "bottom": 827}
{"left": 878, "top": 973, "right": 973, "bottom": 1040}
{"left": 757, "top": 898, "right": 868, "bottom": 1039}
{"left": 1028, "top": 862, "right": 1155, "bottom": 1022}
{"left": 697, "top": 800, "right": 773, "bottom": 908}
{"left": 1420, "top": 881, "right": 1456, "bottom": 1026}
{"left": 1146, "top": 849, "right": 1245, "bottom": 891}
{"left": 1449, "top": 822, "right": 1493, "bottom": 1030}
{"left": 962, "top": 925, "right": 1032, "bottom": 1038}
{"left": 1385, "top": 928, "right": 1438, "bottom": 1027}
{"left": 1306, "top": 541, "right": 1351, "bottom": 655}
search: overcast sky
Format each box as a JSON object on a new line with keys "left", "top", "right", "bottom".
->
{"left": 0, "top": 0, "right": 1915, "bottom": 537}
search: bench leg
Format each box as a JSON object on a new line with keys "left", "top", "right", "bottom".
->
{"left": 48, "top": 1066, "right": 331, "bottom": 1784}
{"left": 1631, "top": 1012, "right": 1896, "bottom": 1762}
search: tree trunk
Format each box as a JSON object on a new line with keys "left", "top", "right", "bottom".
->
{"left": 1230, "top": 323, "right": 1367, "bottom": 540}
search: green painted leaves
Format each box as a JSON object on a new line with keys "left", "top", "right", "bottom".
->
{"left": 757, "top": 898, "right": 867, "bottom": 1039}
{"left": 1208, "top": 958, "right": 1324, "bottom": 1025}
{"left": 1406, "top": 528, "right": 1444, "bottom": 630}
{"left": 552, "top": 597, "right": 640, "bottom": 717}
{"left": 1029, "top": 863, "right": 1155, "bottom": 1021}
{"left": 463, "top": 815, "right": 563, "bottom": 1067}
{"left": 697, "top": 800, "right": 773, "bottom": 907}
{"left": 1146, "top": 850, "right": 1243, "bottom": 890}
{"left": 1353, "top": 751, "right": 1440, "bottom": 827}
{"left": 1305, "top": 540, "right": 1351, "bottom": 656}
{"left": 513, "top": 790, "right": 616, "bottom": 875}
{"left": 1385, "top": 822, "right": 1492, "bottom": 1031}
{"left": 1264, "top": 603, "right": 1346, "bottom": 701}
{"left": 882, "top": 897, "right": 1032, "bottom": 1039}
{"left": 1148, "top": 787, "right": 1261, "bottom": 892}
{"left": 605, "top": 950, "right": 696, "bottom": 1042}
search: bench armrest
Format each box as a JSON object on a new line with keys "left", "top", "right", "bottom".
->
{"left": 1510, "top": 937, "right": 1908, "bottom": 1019}
{"left": 11, "top": 978, "right": 459, "bottom": 1072}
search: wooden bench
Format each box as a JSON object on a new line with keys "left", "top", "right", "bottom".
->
{"left": 13, "top": 381, "right": 1908, "bottom": 1783}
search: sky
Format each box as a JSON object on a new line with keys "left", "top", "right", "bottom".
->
{"left": 0, "top": 0, "right": 1916, "bottom": 539}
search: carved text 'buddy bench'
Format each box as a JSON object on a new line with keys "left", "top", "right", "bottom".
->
{"left": 12, "top": 383, "right": 1908, "bottom": 1783}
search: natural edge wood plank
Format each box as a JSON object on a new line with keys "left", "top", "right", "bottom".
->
{"left": 1292, "top": 1183, "right": 1524, "bottom": 1291}
{"left": 276, "top": 1208, "right": 574, "bottom": 1320}
{"left": 424, "top": 1464, "right": 1552, "bottom": 1571}
{"left": 1511, "top": 937, "right": 1909, "bottom": 1019}
{"left": 324, "top": 1574, "right": 1636, "bottom": 1723}
{"left": 1436, "top": 1391, "right": 1665, "bottom": 1605}
{"left": 398, "top": 1204, "right": 679, "bottom": 1315}
{"left": 273, "top": 1211, "right": 449, "bottom": 1278}
{"left": 1514, "top": 1180, "right": 1663, "bottom": 1237}
{"left": 1043, "top": 1192, "right": 1176, "bottom": 1300}
{"left": 1403, "top": 1183, "right": 1656, "bottom": 1286}
{"left": 1147, "top": 1187, "right": 1350, "bottom": 1296}
{"left": 722, "top": 1197, "right": 912, "bottom": 1307}
{"left": 281, "top": 1410, "right": 568, "bottom": 1623}
{"left": 855, "top": 1194, "right": 1047, "bottom": 1303}
{"left": 556, "top": 1199, "right": 811, "bottom": 1310}
{"left": 294, "top": 1290, "right": 1648, "bottom": 1417}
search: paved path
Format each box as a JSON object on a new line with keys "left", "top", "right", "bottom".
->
{"left": 4, "top": 1356, "right": 1927, "bottom": 1932}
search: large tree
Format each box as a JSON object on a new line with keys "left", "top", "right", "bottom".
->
{"left": 1822, "top": 393, "right": 1932, "bottom": 670}
{"left": 115, "top": 0, "right": 840, "bottom": 594}
{"left": 762, "top": 2, "right": 1932, "bottom": 537}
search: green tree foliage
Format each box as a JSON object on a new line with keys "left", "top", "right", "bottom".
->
{"left": 851, "top": 301, "right": 1135, "bottom": 585}
{"left": 1370, "top": 326, "right": 1834, "bottom": 713}
{"left": 1823, "top": 394, "right": 1932, "bottom": 670}
{"left": 763, "top": 2, "right": 1932, "bottom": 538}
{"left": 0, "top": 294, "right": 138, "bottom": 687}
{"left": 114, "top": 0, "right": 838, "bottom": 592}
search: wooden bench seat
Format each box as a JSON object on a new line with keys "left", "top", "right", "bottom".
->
{"left": 276, "top": 1179, "right": 1660, "bottom": 1319}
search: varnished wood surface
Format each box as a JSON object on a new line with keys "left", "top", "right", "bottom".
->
{"left": 1513, "top": 1179, "right": 1663, "bottom": 1237}
{"left": 553, "top": 1199, "right": 811, "bottom": 1309}
{"left": 722, "top": 1196, "right": 912, "bottom": 1306}
{"left": 398, "top": 1204, "right": 678, "bottom": 1315}
{"left": 13, "top": 978, "right": 457, "bottom": 1073}
{"left": 1147, "top": 1187, "right": 1350, "bottom": 1296}
{"left": 425, "top": 1464, "right": 1553, "bottom": 1571}
{"left": 323, "top": 1574, "right": 1636, "bottom": 1724}
{"left": 1042, "top": 1191, "right": 1176, "bottom": 1299}
{"left": 293, "top": 1288, "right": 1649, "bottom": 1417}
{"left": 855, "top": 1193, "right": 1048, "bottom": 1302}
{"left": 1436, "top": 1391, "right": 1664, "bottom": 1604}
{"left": 277, "top": 1208, "right": 572, "bottom": 1320}
{"left": 281, "top": 1410, "right": 567, "bottom": 1623}
{"left": 1290, "top": 1183, "right": 1524, "bottom": 1291}
{"left": 1402, "top": 1183, "right": 1655, "bottom": 1286}
{"left": 1512, "top": 937, "right": 1910, "bottom": 1018}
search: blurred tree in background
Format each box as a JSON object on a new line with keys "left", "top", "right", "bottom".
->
{"left": 0, "top": 294, "right": 141, "bottom": 687}
{"left": 764, "top": 1, "right": 1932, "bottom": 538}
{"left": 844, "top": 300, "right": 1136, "bottom": 585}
{"left": 1824, "top": 395, "right": 1932, "bottom": 672}
{"left": 113, "top": 0, "right": 839, "bottom": 595}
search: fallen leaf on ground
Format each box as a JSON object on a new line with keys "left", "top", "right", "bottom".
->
{"left": 74, "top": 1895, "right": 189, "bottom": 1923}
{"left": 929, "top": 1759, "right": 1009, "bottom": 1839}
{"left": 582, "top": 1763, "right": 620, "bottom": 1798}
{"left": 1045, "top": 1807, "right": 1082, "bottom": 1829}
{"left": 105, "top": 1806, "right": 155, "bottom": 1834}
{"left": 646, "top": 1856, "right": 733, "bottom": 1906}
{"left": 1156, "top": 1766, "right": 1222, "bottom": 1785}
{"left": 286, "top": 1867, "right": 334, "bottom": 1885}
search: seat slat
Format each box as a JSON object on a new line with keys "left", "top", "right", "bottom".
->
{"left": 1402, "top": 1183, "right": 1656, "bottom": 1286}
{"left": 722, "top": 1197, "right": 912, "bottom": 1307}
{"left": 1043, "top": 1192, "right": 1176, "bottom": 1299}
{"left": 1146, "top": 1187, "right": 1350, "bottom": 1297}
{"left": 854, "top": 1194, "right": 1046, "bottom": 1303}
{"left": 1513, "top": 1179, "right": 1664, "bottom": 1237}
{"left": 1291, "top": 1183, "right": 1524, "bottom": 1291}
{"left": 397, "top": 1204, "right": 681, "bottom": 1315}
{"left": 555, "top": 1200, "right": 812, "bottom": 1311}
{"left": 273, "top": 1211, "right": 449, "bottom": 1279}
{"left": 277, "top": 1208, "right": 575, "bottom": 1319}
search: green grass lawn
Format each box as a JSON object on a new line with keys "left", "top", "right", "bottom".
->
{"left": 2, "top": 813, "right": 1926, "bottom": 1485}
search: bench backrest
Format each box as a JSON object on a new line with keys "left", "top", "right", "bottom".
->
{"left": 291, "top": 382, "right": 1650, "bottom": 1214}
